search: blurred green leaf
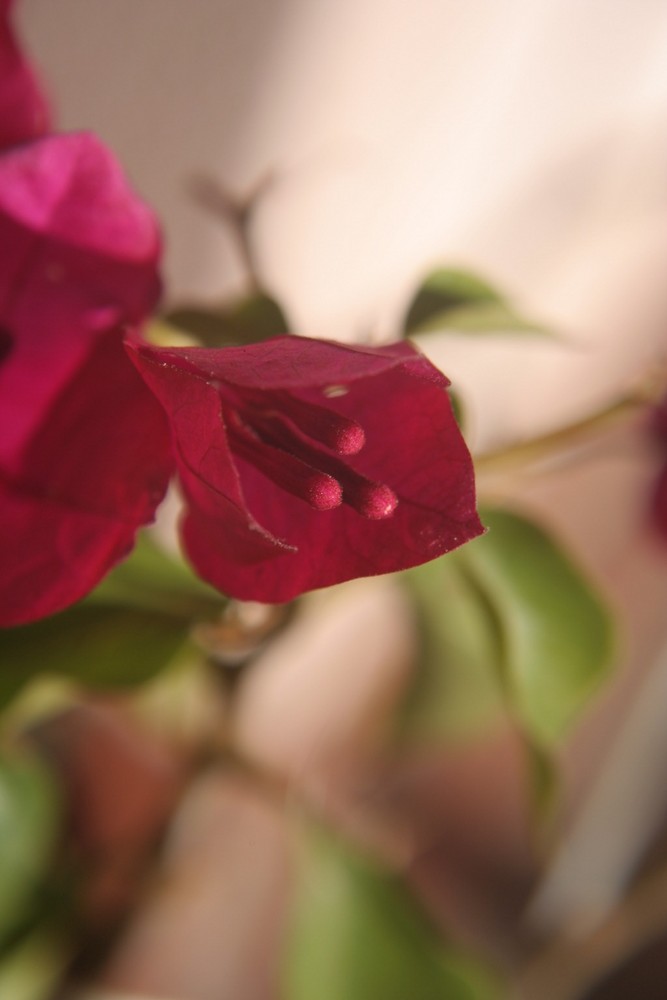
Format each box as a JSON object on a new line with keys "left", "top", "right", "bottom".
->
{"left": 88, "top": 531, "right": 224, "bottom": 619}
{"left": 524, "top": 738, "right": 559, "bottom": 819}
{"left": 0, "top": 604, "right": 192, "bottom": 708}
{"left": 404, "top": 508, "right": 614, "bottom": 748}
{"left": 403, "top": 554, "right": 504, "bottom": 739}
{"left": 0, "top": 929, "right": 68, "bottom": 1000}
{"left": 164, "top": 290, "right": 288, "bottom": 347}
{"left": 284, "top": 828, "right": 501, "bottom": 1000}
{"left": 464, "top": 508, "right": 614, "bottom": 745}
{"left": 0, "top": 536, "right": 222, "bottom": 709}
{"left": 403, "top": 268, "right": 548, "bottom": 336}
{"left": 0, "top": 755, "right": 60, "bottom": 949}
{"left": 448, "top": 388, "right": 466, "bottom": 431}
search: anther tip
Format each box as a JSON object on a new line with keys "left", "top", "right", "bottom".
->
{"left": 309, "top": 473, "right": 343, "bottom": 511}
{"left": 335, "top": 422, "right": 366, "bottom": 456}
{"left": 359, "top": 483, "right": 398, "bottom": 519}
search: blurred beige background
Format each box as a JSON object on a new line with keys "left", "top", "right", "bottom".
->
{"left": 18, "top": 0, "right": 667, "bottom": 446}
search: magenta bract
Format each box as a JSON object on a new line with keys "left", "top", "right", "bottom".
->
{"left": 0, "top": 133, "right": 172, "bottom": 626}
{"left": 127, "top": 334, "right": 484, "bottom": 602}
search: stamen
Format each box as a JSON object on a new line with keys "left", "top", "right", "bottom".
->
{"left": 346, "top": 480, "right": 399, "bottom": 520}
{"left": 227, "top": 419, "right": 342, "bottom": 511}
{"left": 242, "top": 415, "right": 398, "bottom": 521}
{"left": 231, "top": 386, "right": 365, "bottom": 455}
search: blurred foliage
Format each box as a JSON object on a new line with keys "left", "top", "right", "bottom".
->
{"left": 448, "top": 388, "right": 466, "bottom": 430}
{"left": 87, "top": 530, "right": 224, "bottom": 619}
{"left": 0, "top": 534, "right": 225, "bottom": 707}
{"left": 0, "top": 929, "right": 68, "bottom": 1000}
{"left": 0, "top": 604, "right": 192, "bottom": 708}
{"left": 163, "top": 290, "right": 289, "bottom": 347}
{"left": 403, "top": 268, "right": 548, "bottom": 336}
{"left": 403, "top": 546, "right": 505, "bottom": 738}
{"left": 0, "top": 753, "right": 60, "bottom": 951}
{"left": 0, "top": 533, "right": 225, "bottom": 706}
{"left": 403, "top": 507, "right": 615, "bottom": 747}
{"left": 284, "top": 826, "right": 501, "bottom": 1000}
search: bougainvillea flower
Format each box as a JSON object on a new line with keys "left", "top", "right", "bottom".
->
{"left": 0, "top": 132, "right": 172, "bottom": 626}
{"left": 127, "top": 334, "right": 483, "bottom": 602}
{"left": 0, "top": 0, "right": 50, "bottom": 149}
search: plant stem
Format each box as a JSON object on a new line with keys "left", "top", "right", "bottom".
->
{"left": 514, "top": 857, "right": 667, "bottom": 1000}
{"left": 475, "top": 360, "right": 667, "bottom": 474}
{"left": 475, "top": 394, "right": 647, "bottom": 475}
{"left": 188, "top": 174, "right": 272, "bottom": 292}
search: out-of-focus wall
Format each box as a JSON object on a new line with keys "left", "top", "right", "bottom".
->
{"left": 20, "top": 0, "right": 667, "bottom": 443}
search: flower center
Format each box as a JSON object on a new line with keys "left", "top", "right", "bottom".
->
{"left": 223, "top": 387, "right": 398, "bottom": 519}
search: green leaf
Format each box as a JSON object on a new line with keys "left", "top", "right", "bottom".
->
{"left": 0, "top": 754, "right": 60, "bottom": 949}
{"left": 0, "top": 534, "right": 222, "bottom": 709}
{"left": 403, "top": 268, "right": 547, "bottom": 336}
{"left": 164, "top": 291, "right": 288, "bottom": 348}
{"left": 88, "top": 531, "right": 224, "bottom": 619}
{"left": 0, "top": 930, "right": 68, "bottom": 1000}
{"left": 464, "top": 508, "right": 614, "bottom": 745}
{"left": 402, "top": 555, "right": 505, "bottom": 739}
{"left": 524, "top": 738, "right": 559, "bottom": 819}
{"left": 448, "top": 388, "right": 466, "bottom": 431}
{"left": 0, "top": 604, "right": 192, "bottom": 708}
{"left": 284, "top": 829, "right": 501, "bottom": 1000}
{"left": 404, "top": 508, "right": 614, "bottom": 748}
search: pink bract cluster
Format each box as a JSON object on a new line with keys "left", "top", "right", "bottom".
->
{"left": 0, "top": 2, "right": 482, "bottom": 626}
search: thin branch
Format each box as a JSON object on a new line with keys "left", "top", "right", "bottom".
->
{"left": 475, "top": 366, "right": 666, "bottom": 475}
{"left": 188, "top": 173, "right": 274, "bottom": 292}
{"left": 514, "top": 858, "right": 667, "bottom": 1000}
